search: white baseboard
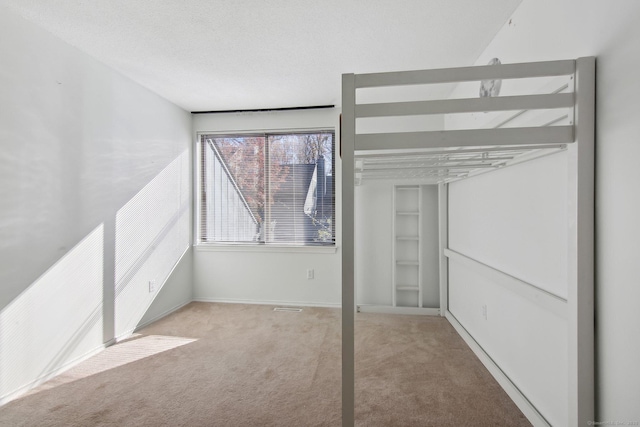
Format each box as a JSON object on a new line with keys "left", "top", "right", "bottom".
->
{"left": 0, "top": 343, "right": 107, "bottom": 406}
{"left": 444, "top": 310, "right": 550, "bottom": 427}
{"left": 357, "top": 305, "right": 440, "bottom": 316}
{"left": 192, "top": 297, "right": 340, "bottom": 309}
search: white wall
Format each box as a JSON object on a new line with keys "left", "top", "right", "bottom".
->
{"left": 450, "top": 0, "right": 640, "bottom": 423}
{"left": 0, "top": 6, "right": 192, "bottom": 403}
{"left": 192, "top": 109, "right": 341, "bottom": 306}
{"left": 448, "top": 153, "right": 570, "bottom": 425}
{"left": 449, "top": 153, "right": 569, "bottom": 298}
{"left": 113, "top": 151, "right": 191, "bottom": 337}
{"left": 137, "top": 248, "right": 193, "bottom": 329}
{"left": 355, "top": 182, "right": 393, "bottom": 306}
{"left": 355, "top": 183, "right": 439, "bottom": 308}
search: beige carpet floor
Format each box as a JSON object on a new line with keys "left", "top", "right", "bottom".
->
{"left": 0, "top": 302, "right": 530, "bottom": 426}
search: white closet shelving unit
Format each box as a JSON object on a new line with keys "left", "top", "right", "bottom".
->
{"left": 392, "top": 185, "right": 422, "bottom": 308}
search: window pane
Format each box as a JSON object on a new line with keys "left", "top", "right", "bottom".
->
{"left": 267, "top": 133, "right": 335, "bottom": 245}
{"left": 200, "top": 135, "right": 265, "bottom": 242}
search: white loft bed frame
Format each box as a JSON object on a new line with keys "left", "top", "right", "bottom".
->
{"left": 341, "top": 57, "right": 595, "bottom": 426}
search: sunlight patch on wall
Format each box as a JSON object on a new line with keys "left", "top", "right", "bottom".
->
{"left": 114, "top": 151, "right": 190, "bottom": 338}
{"left": 0, "top": 224, "right": 104, "bottom": 403}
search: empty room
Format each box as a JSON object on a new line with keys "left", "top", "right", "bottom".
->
{"left": 1, "top": 0, "right": 640, "bottom": 426}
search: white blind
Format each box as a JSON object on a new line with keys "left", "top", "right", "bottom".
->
{"left": 199, "top": 131, "right": 335, "bottom": 246}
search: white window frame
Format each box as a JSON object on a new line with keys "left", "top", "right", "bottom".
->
{"left": 194, "top": 129, "right": 337, "bottom": 253}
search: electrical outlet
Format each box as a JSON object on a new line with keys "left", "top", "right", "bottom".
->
{"left": 481, "top": 304, "right": 488, "bottom": 320}
{"left": 149, "top": 280, "right": 156, "bottom": 293}
{"left": 307, "top": 269, "right": 314, "bottom": 280}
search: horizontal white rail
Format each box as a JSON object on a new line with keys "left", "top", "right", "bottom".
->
{"left": 363, "top": 156, "right": 515, "bottom": 163}
{"left": 396, "top": 285, "right": 419, "bottom": 292}
{"left": 355, "top": 93, "right": 574, "bottom": 118}
{"left": 396, "top": 260, "right": 419, "bottom": 265}
{"left": 360, "top": 164, "right": 496, "bottom": 172}
{"left": 355, "top": 59, "right": 575, "bottom": 88}
{"left": 357, "top": 305, "right": 440, "bottom": 316}
{"left": 444, "top": 249, "right": 567, "bottom": 319}
{"left": 490, "top": 83, "right": 571, "bottom": 129}
{"left": 355, "top": 126, "right": 574, "bottom": 151}
{"left": 354, "top": 143, "right": 567, "bottom": 158}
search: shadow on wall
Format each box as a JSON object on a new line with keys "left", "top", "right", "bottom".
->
{"left": 0, "top": 150, "right": 190, "bottom": 405}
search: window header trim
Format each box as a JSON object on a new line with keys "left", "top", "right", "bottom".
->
{"left": 191, "top": 105, "right": 335, "bottom": 115}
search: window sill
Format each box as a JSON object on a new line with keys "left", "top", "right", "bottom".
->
{"left": 194, "top": 244, "right": 338, "bottom": 254}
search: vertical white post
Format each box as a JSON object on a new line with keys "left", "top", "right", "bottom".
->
{"left": 391, "top": 185, "right": 397, "bottom": 307}
{"left": 567, "top": 57, "right": 595, "bottom": 426}
{"left": 438, "top": 184, "right": 449, "bottom": 316}
{"left": 341, "top": 73, "right": 356, "bottom": 427}
{"left": 438, "top": 183, "right": 448, "bottom": 316}
{"left": 418, "top": 185, "right": 423, "bottom": 308}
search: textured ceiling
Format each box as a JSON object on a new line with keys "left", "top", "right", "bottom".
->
{"left": 1, "top": 0, "right": 522, "bottom": 111}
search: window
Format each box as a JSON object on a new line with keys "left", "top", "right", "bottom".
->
{"left": 198, "top": 130, "right": 335, "bottom": 246}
